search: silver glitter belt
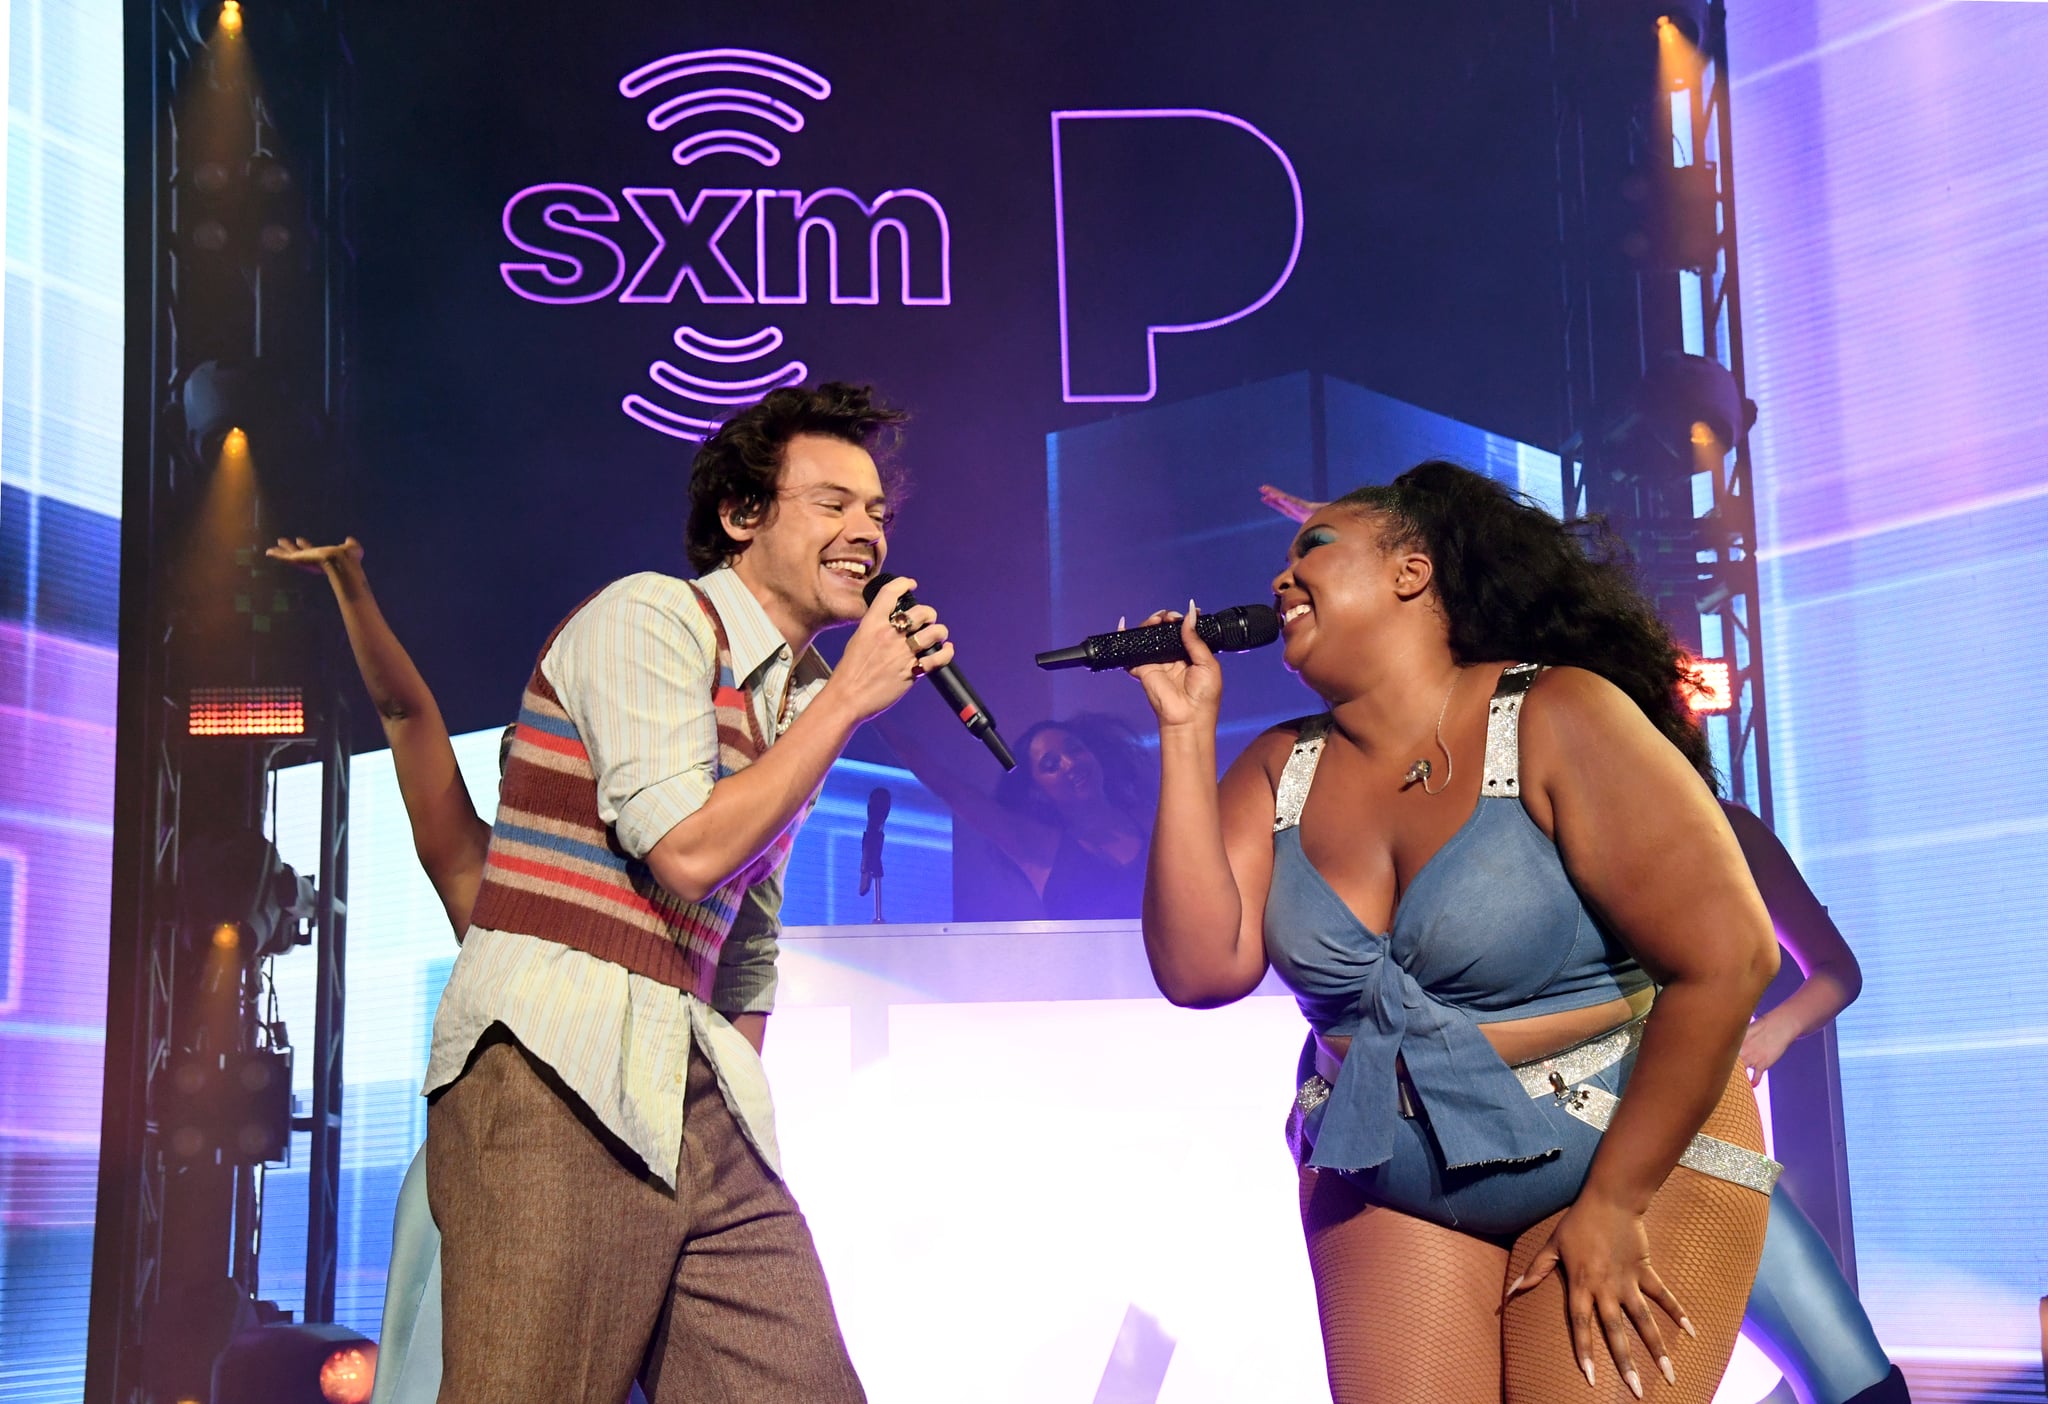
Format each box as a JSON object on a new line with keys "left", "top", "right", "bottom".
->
{"left": 1510, "top": 1009, "right": 1649, "bottom": 1098}
{"left": 1523, "top": 1013, "right": 1781, "bottom": 1196}
{"left": 1294, "top": 1010, "right": 1782, "bottom": 1196}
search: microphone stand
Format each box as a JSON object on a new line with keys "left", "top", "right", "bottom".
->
{"left": 859, "top": 788, "right": 890, "bottom": 924}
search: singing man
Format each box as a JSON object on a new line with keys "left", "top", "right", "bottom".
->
{"left": 421, "top": 383, "right": 947, "bottom": 1403}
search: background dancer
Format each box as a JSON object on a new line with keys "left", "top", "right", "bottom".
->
{"left": 267, "top": 533, "right": 483, "bottom": 1404}
{"left": 876, "top": 711, "right": 1154, "bottom": 918}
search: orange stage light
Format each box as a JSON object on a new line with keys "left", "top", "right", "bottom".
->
{"left": 1684, "top": 657, "right": 1734, "bottom": 714}
{"left": 218, "top": 1, "right": 243, "bottom": 36}
{"left": 319, "top": 1344, "right": 378, "bottom": 1404}
{"left": 187, "top": 685, "right": 306, "bottom": 737}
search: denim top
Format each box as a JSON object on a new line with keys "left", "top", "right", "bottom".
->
{"left": 1264, "top": 664, "right": 1652, "bottom": 1173}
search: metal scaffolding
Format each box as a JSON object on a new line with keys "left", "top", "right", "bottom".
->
{"left": 1550, "top": 0, "right": 1772, "bottom": 818}
{"left": 87, "top": 1, "right": 355, "bottom": 1398}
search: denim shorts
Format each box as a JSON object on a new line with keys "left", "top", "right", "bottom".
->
{"left": 1289, "top": 1036, "right": 1640, "bottom": 1244}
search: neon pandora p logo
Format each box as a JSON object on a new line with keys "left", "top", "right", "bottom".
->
{"left": 499, "top": 49, "right": 953, "bottom": 441}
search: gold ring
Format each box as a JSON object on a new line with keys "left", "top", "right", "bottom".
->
{"left": 889, "top": 610, "right": 913, "bottom": 635}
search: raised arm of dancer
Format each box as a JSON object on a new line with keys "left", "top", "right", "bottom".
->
{"left": 1258, "top": 484, "right": 1323, "bottom": 524}
{"left": 1508, "top": 669, "right": 1780, "bottom": 1361}
{"left": 870, "top": 712, "right": 1059, "bottom": 888}
{"left": 268, "top": 537, "right": 488, "bottom": 936}
{"left": 1722, "top": 801, "right": 1863, "bottom": 1084}
{"left": 1128, "top": 608, "right": 1275, "bottom": 1007}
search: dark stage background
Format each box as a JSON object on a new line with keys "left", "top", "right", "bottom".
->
{"left": 342, "top": 0, "right": 1566, "bottom": 757}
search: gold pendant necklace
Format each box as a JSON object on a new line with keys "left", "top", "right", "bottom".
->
{"left": 1401, "top": 670, "right": 1459, "bottom": 796}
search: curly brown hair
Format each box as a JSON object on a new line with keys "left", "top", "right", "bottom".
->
{"left": 684, "top": 382, "right": 910, "bottom": 574}
{"left": 1335, "top": 461, "right": 1715, "bottom": 782}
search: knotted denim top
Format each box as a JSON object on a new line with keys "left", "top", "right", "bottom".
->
{"left": 1265, "top": 664, "right": 1652, "bottom": 1174}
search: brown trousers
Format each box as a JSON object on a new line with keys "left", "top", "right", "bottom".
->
{"left": 426, "top": 1030, "right": 865, "bottom": 1404}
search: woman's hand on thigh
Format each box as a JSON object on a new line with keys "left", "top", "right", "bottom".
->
{"left": 1506, "top": 1193, "right": 1692, "bottom": 1396}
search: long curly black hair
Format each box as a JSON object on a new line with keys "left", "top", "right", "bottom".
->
{"left": 994, "top": 713, "right": 1159, "bottom": 830}
{"left": 684, "top": 382, "right": 909, "bottom": 575}
{"left": 1334, "top": 460, "right": 1713, "bottom": 781}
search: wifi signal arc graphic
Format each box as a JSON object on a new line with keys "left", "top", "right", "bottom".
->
{"left": 619, "top": 49, "right": 832, "bottom": 168}
{"left": 622, "top": 325, "right": 809, "bottom": 442}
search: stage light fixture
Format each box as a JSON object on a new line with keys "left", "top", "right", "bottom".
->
{"left": 1683, "top": 656, "right": 1734, "bottom": 714}
{"left": 318, "top": 1344, "right": 377, "bottom": 1404}
{"left": 213, "top": 1324, "right": 379, "bottom": 1404}
{"left": 188, "top": 684, "right": 306, "bottom": 736}
{"left": 1654, "top": 2, "right": 1705, "bottom": 48}
{"left": 178, "top": 359, "right": 266, "bottom": 463}
{"left": 218, "top": 0, "right": 243, "bottom": 36}
{"left": 159, "top": 1047, "right": 293, "bottom": 1164}
{"left": 1604, "top": 351, "right": 1755, "bottom": 475}
{"left": 178, "top": 826, "right": 318, "bottom": 960}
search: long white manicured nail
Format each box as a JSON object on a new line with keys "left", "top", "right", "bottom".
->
{"left": 1659, "top": 1356, "right": 1676, "bottom": 1386}
{"left": 1117, "top": 616, "right": 1126, "bottom": 631}
{"left": 1680, "top": 1317, "right": 1697, "bottom": 1339}
{"left": 1625, "top": 1368, "right": 1642, "bottom": 1399}
{"left": 1506, "top": 1274, "right": 1524, "bottom": 1295}
{"left": 1582, "top": 1358, "right": 1596, "bottom": 1388}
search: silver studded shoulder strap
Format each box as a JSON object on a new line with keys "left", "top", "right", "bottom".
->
{"left": 1273, "top": 715, "right": 1331, "bottom": 832}
{"left": 1481, "top": 663, "right": 1544, "bottom": 799}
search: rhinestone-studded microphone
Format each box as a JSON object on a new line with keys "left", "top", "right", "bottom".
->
{"left": 1033, "top": 604, "right": 1282, "bottom": 672}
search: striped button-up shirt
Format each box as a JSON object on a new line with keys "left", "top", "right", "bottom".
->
{"left": 423, "top": 567, "right": 831, "bottom": 1187}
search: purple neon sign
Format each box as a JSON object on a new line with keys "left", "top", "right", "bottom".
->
{"left": 508, "top": 54, "right": 1305, "bottom": 436}
{"left": 754, "top": 188, "right": 952, "bottom": 306}
{"left": 619, "top": 48, "right": 832, "bottom": 169}
{"left": 622, "top": 323, "right": 811, "bottom": 443}
{"left": 1050, "top": 109, "right": 1305, "bottom": 403}
{"left": 500, "top": 184, "right": 954, "bottom": 308}
{"left": 507, "top": 48, "right": 959, "bottom": 440}
{"left": 619, "top": 189, "right": 754, "bottom": 304}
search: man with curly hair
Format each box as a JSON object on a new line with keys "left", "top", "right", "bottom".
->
{"left": 422, "top": 384, "right": 945, "bottom": 1403}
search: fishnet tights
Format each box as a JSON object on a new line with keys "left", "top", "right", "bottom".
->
{"left": 1301, "top": 1065, "right": 1770, "bottom": 1403}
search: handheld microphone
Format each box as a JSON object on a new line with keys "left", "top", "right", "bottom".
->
{"left": 863, "top": 573, "right": 1017, "bottom": 771}
{"left": 1034, "top": 604, "right": 1282, "bottom": 672}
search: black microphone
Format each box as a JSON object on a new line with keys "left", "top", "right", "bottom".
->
{"left": 863, "top": 573, "right": 1017, "bottom": 771}
{"left": 1034, "top": 604, "right": 1282, "bottom": 672}
{"left": 858, "top": 787, "right": 891, "bottom": 896}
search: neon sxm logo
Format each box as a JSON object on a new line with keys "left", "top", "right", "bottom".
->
{"left": 499, "top": 49, "right": 953, "bottom": 442}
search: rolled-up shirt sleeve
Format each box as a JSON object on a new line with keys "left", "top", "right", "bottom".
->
{"left": 542, "top": 579, "right": 718, "bottom": 860}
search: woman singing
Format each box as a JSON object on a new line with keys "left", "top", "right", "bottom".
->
{"left": 1131, "top": 462, "right": 1780, "bottom": 1401}
{"left": 1259, "top": 482, "right": 1911, "bottom": 1404}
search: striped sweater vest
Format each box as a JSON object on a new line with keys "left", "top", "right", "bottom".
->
{"left": 467, "top": 582, "right": 800, "bottom": 1002}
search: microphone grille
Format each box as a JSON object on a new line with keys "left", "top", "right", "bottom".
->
{"left": 1235, "top": 604, "right": 1281, "bottom": 649}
